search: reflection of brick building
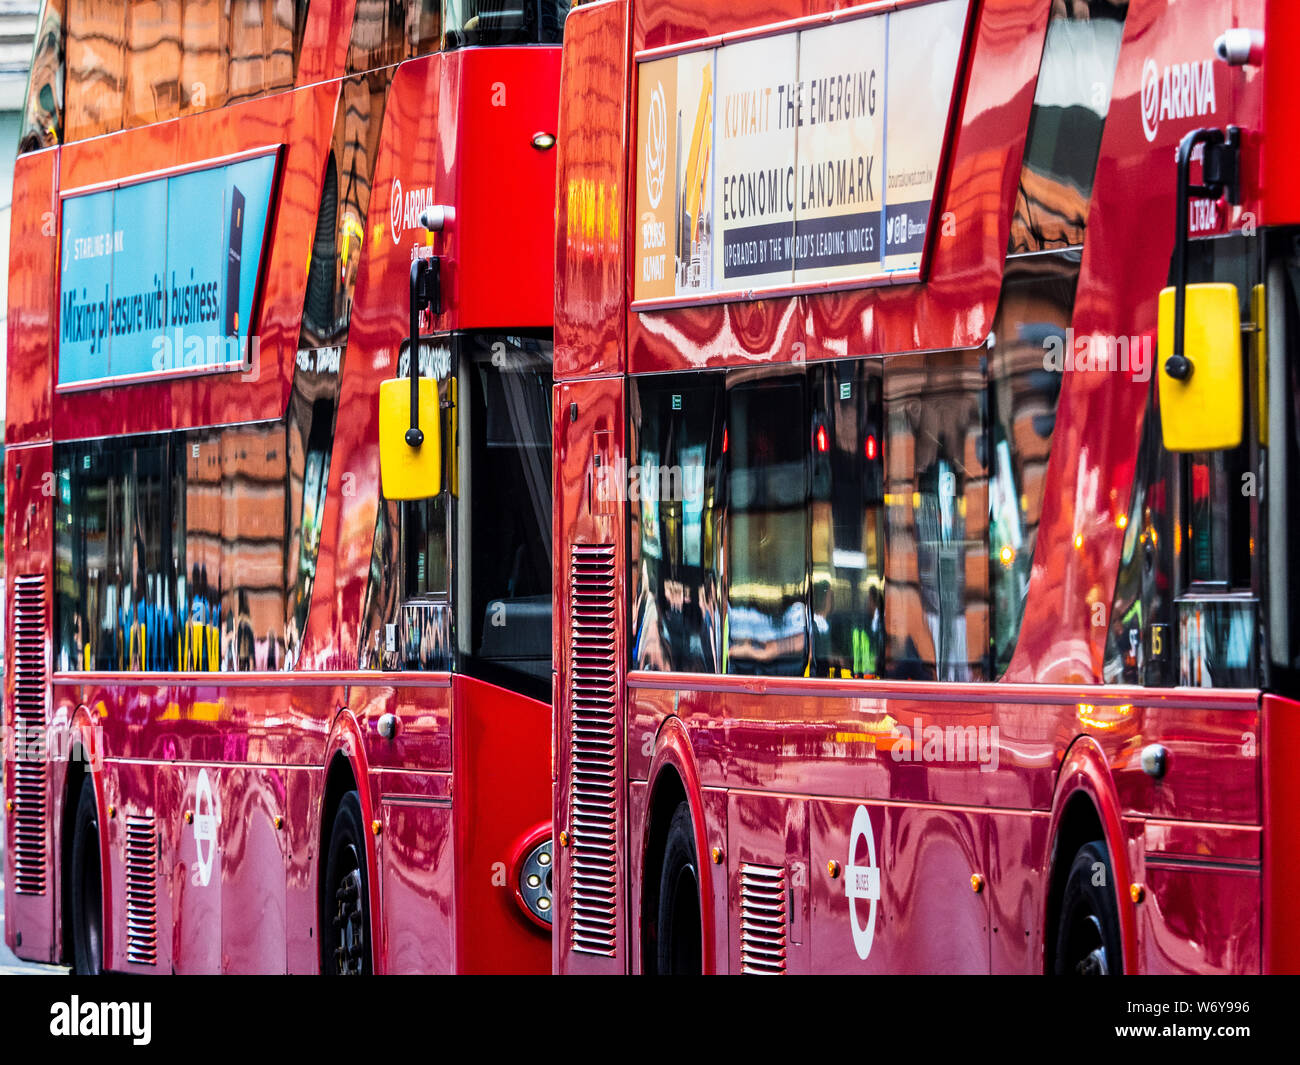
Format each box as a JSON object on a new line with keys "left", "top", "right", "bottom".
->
{"left": 884, "top": 351, "right": 989, "bottom": 682}
{"left": 65, "top": 0, "right": 297, "bottom": 140}
{"left": 186, "top": 422, "right": 289, "bottom": 669}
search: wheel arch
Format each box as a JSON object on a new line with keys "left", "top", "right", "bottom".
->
{"left": 60, "top": 706, "right": 107, "bottom": 969}
{"left": 1044, "top": 735, "right": 1138, "bottom": 974}
{"left": 640, "top": 716, "right": 716, "bottom": 974}
{"left": 318, "top": 710, "right": 380, "bottom": 973}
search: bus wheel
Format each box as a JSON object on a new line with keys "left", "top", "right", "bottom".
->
{"left": 324, "top": 792, "right": 372, "bottom": 975}
{"left": 655, "top": 802, "right": 702, "bottom": 974}
{"left": 70, "top": 776, "right": 104, "bottom": 975}
{"left": 1054, "top": 839, "right": 1122, "bottom": 975}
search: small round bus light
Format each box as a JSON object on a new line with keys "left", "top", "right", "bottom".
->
{"left": 1130, "top": 883, "right": 1146, "bottom": 904}
{"left": 531, "top": 131, "right": 556, "bottom": 151}
{"left": 108, "top": 805, "right": 116, "bottom": 819}
{"left": 970, "top": 873, "right": 984, "bottom": 894}
{"left": 184, "top": 810, "right": 194, "bottom": 824}
{"left": 514, "top": 835, "right": 554, "bottom": 927}
{"left": 273, "top": 815, "right": 284, "bottom": 830}
{"left": 558, "top": 830, "right": 571, "bottom": 847}
{"left": 827, "top": 859, "right": 842, "bottom": 879}
{"left": 711, "top": 846, "right": 724, "bottom": 865}
{"left": 371, "top": 819, "right": 382, "bottom": 836}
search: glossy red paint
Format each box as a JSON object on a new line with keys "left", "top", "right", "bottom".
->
{"left": 641, "top": 716, "right": 719, "bottom": 974}
{"left": 1263, "top": 694, "right": 1300, "bottom": 973}
{"left": 450, "top": 674, "right": 552, "bottom": 974}
{"left": 5, "top": 1, "right": 561, "bottom": 972}
{"left": 303, "top": 46, "right": 560, "bottom": 671}
{"left": 552, "top": 0, "right": 1281, "bottom": 973}
{"left": 551, "top": 376, "right": 628, "bottom": 974}
{"left": 554, "top": 0, "right": 631, "bottom": 380}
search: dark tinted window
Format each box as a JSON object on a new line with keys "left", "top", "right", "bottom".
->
{"left": 629, "top": 376, "right": 725, "bottom": 673}
{"left": 460, "top": 334, "right": 553, "bottom": 683}
{"left": 809, "top": 361, "right": 886, "bottom": 678}
{"left": 442, "top": 0, "right": 568, "bottom": 47}
{"left": 725, "top": 374, "right": 809, "bottom": 675}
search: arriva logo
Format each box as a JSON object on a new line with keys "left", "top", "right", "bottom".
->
{"left": 645, "top": 80, "right": 668, "bottom": 210}
{"left": 1141, "top": 56, "right": 1218, "bottom": 143}
{"left": 391, "top": 178, "right": 438, "bottom": 245}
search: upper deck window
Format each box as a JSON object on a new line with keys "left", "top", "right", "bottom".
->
{"left": 1010, "top": 0, "right": 1128, "bottom": 253}
{"left": 54, "top": 0, "right": 308, "bottom": 143}
{"left": 442, "top": 0, "right": 568, "bottom": 48}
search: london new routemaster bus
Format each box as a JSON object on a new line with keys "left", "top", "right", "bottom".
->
{"left": 4, "top": 0, "right": 565, "bottom": 973}
{"left": 551, "top": 0, "right": 1300, "bottom": 973}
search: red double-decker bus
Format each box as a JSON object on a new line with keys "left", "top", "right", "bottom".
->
{"left": 551, "top": 0, "right": 1300, "bottom": 973}
{"left": 5, "top": 0, "right": 564, "bottom": 973}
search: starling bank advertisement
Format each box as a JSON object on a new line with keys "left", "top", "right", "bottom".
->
{"left": 633, "top": 0, "right": 967, "bottom": 302}
{"left": 58, "top": 152, "right": 277, "bottom": 386}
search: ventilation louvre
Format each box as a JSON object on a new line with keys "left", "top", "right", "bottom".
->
{"left": 740, "top": 863, "right": 788, "bottom": 974}
{"left": 567, "top": 544, "right": 618, "bottom": 957}
{"left": 10, "top": 575, "right": 48, "bottom": 895}
{"left": 124, "top": 818, "right": 158, "bottom": 965}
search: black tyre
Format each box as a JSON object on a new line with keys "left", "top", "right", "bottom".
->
{"left": 1054, "top": 839, "right": 1123, "bottom": 975}
{"left": 323, "top": 791, "right": 372, "bottom": 975}
{"left": 69, "top": 776, "right": 103, "bottom": 975}
{"left": 655, "top": 802, "right": 702, "bottom": 975}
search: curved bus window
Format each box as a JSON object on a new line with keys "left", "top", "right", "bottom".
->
{"left": 20, "top": 0, "right": 63, "bottom": 152}
{"left": 348, "top": 0, "right": 442, "bottom": 74}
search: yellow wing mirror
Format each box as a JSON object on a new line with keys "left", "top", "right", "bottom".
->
{"left": 380, "top": 258, "right": 443, "bottom": 499}
{"left": 1157, "top": 283, "right": 1242, "bottom": 452}
{"left": 1157, "top": 126, "right": 1245, "bottom": 454}
{"left": 379, "top": 375, "right": 440, "bottom": 499}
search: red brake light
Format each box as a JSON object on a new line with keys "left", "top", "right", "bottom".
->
{"left": 815, "top": 424, "right": 829, "bottom": 453}
{"left": 865, "top": 434, "right": 878, "bottom": 461}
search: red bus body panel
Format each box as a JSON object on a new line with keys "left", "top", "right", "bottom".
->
{"left": 552, "top": 0, "right": 1282, "bottom": 974}
{"left": 5, "top": 0, "right": 560, "bottom": 972}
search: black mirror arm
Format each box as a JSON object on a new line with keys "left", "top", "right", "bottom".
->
{"left": 1168, "top": 126, "right": 1242, "bottom": 382}
{"left": 407, "top": 257, "right": 441, "bottom": 446}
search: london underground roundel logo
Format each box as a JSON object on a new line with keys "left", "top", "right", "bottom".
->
{"left": 194, "top": 768, "right": 217, "bottom": 888}
{"left": 646, "top": 81, "right": 668, "bottom": 210}
{"left": 1140, "top": 58, "right": 1160, "bottom": 142}
{"left": 847, "top": 805, "right": 881, "bottom": 961}
{"left": 390, "top": 177, "right": 404, "bottom": 244}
